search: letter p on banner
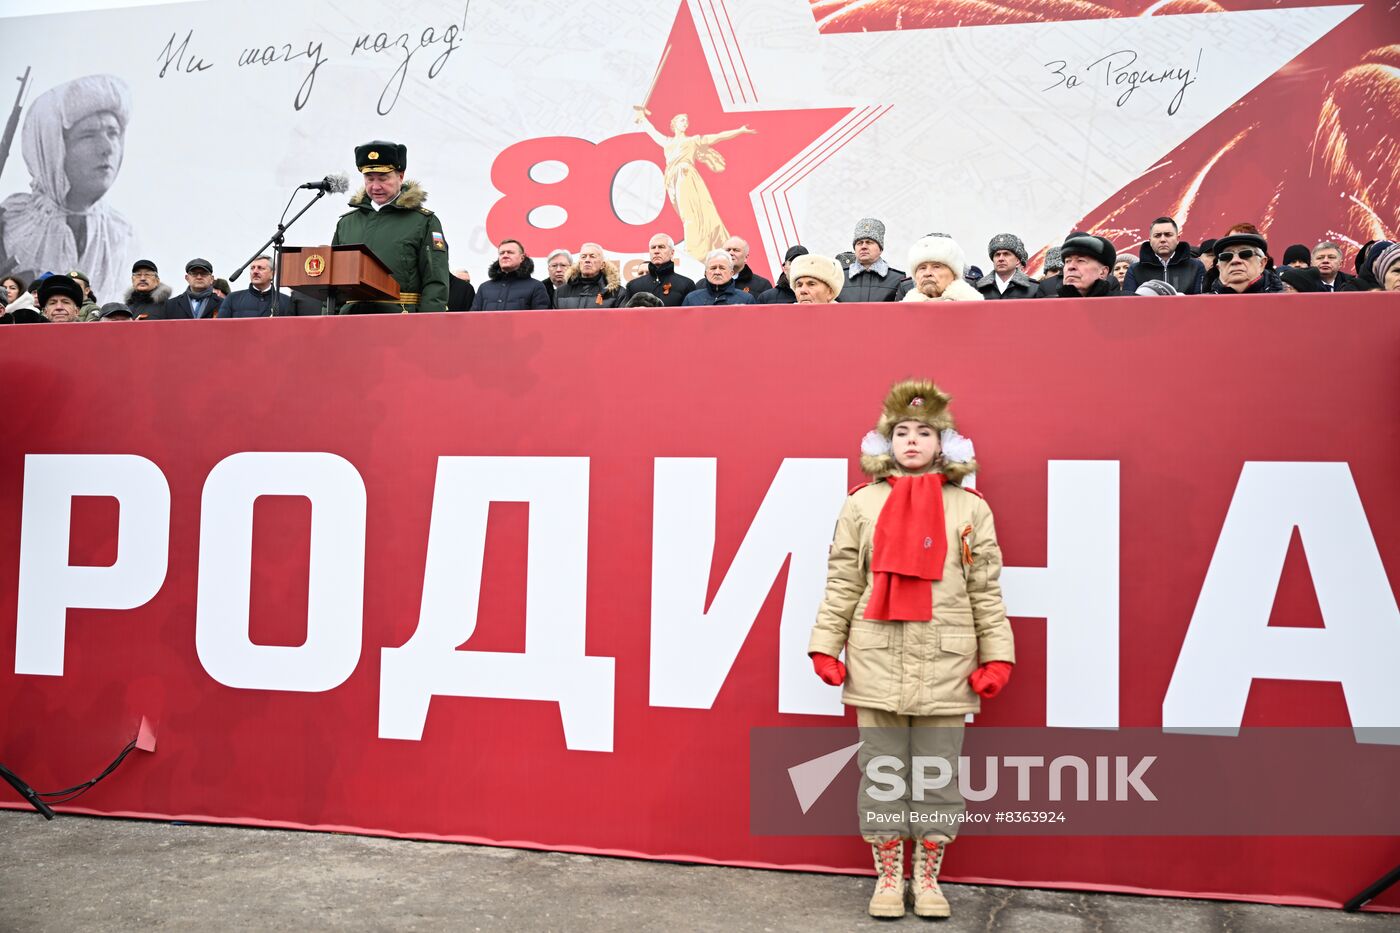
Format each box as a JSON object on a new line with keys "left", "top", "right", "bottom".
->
{"left": 15, "top": 454, "right": 171, "bottom": 675}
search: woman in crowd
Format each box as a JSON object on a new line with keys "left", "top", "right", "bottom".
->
{"left": 809, "top": 378, "right": 1014, "bottom": 919}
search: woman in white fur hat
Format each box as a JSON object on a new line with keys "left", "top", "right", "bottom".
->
{"left": 902, "top": 236, "right": 984, "bottom": 302}
{"left": 809, "top": 378, "right": 1014, "bottom": 919}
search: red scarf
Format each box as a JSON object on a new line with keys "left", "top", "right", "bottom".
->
{"left": 864, "top": 473, "right": 946, "bottom": 622}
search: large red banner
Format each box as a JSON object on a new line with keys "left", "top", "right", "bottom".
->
{"left": 2, "top": 294, "right": 1398, "bottom": 910}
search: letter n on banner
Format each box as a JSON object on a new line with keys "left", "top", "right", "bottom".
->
{"left": 379, "top": 457, "right": 615, "bottom": 752}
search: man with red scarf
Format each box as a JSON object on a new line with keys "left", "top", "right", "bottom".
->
{"left": 808, "top": 378, "right": 1015, "bottom": 920}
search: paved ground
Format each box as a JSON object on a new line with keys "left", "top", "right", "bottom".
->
{"left": 0, "top": 811, "right": 1394, "bottom": 932}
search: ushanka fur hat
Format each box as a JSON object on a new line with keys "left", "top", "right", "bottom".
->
{"left": 789, "top": 253, "right": 844, "bottom": 298}
{"left": 907, "top": 235, "right": 967, "bottom": 279}
{"left": 859, "top": 378, "right": 978, "bottom": 484}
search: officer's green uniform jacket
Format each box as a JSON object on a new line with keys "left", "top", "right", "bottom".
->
{"left": 331, "top": 180, "right": 449, "bottom": 313}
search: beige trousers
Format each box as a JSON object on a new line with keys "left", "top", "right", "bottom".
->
{"left": 856, "top": 706, "right": 966, "bottom": 843}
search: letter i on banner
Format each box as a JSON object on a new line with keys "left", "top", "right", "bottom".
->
{"left": 379, "top": 457, "right": 615, "bottom": 752}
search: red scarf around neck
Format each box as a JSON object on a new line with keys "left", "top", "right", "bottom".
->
{"left": 863, "top": 473, "right": 947, "bottom": 622}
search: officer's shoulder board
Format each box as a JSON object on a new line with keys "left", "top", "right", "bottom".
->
{"left": 957, "top": 484, "right": 986, "bottom": 501}
{"left": 848, "top": 481, "right": 872, "bottom": 496}
{"left": 418, "top": 207, "right": 434, "bottom": 216}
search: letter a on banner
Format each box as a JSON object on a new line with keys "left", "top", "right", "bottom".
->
{"left": 650, "top": 458, "right": 848, "bottom": 715}
{"left": 16, "top": 454, "right": 171, "bottom": 675}
{"left": 1163, "top": 462, "right": 1400, "bottom": 743}
{"left": 379, "top": 457, "right": 615, "bottom": 752}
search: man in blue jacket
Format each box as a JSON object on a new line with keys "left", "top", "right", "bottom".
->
{"left": 219, "top": 255, "right": 291, "bottom": 317}
{"left": 681, "top": 250, "right": 756, "bottom": 306}
{"left": 470, "top": 239, "right": 550, "bottom": 311}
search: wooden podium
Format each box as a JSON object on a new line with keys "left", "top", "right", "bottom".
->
{"left": 281, "top": 244, "right": 400, "bottom": 315}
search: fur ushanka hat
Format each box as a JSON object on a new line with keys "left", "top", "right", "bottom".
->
{"left": 859, "top": 378, "right": 978, "bottom": 484}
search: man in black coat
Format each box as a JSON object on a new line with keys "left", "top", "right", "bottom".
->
{"left": 723, "top": 236, "right": 772, "bottom": 296}
{"left": 1122, "top": 217, "right": 1206, "bottom": 295}
{"left": 756, "top": 245, "right": 808, "bottom": 303}
{"left": 470, "top": 239, "right": 550, "bottom": 311}
{"left": 1209, "top": 231, "right": 1284, "bottom": 294}
{"left": 126, "top": 258, "right": 171, "bottom": 320}
{"left": 625, "top": 233, "right": 695, "bottom": 306}
{"left": 838, "top": 218, "right": 904, "bottom": 302}
{"left": 974, "top": 233, "right": 1038, "bottom": 300}
{"left": 1036, "top": 234, "right": 1122, "bottom": 298}
{"left": 159, "top": 258, "right": 223, "bottom": 319}
{"left": 1310, "top": 241, "right": 1359, "bottom": 292}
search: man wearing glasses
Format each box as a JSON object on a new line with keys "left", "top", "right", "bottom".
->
{"left": 160, "top": 258, "right": 223, "bottom": 319}
{"left": 1209, "top": 231, "right": 1283, "bottom": 295}
{"left": 126, "top": 259, "right": 170, "bottom": 320}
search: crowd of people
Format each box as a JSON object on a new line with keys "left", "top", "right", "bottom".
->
{"left": 4, "top": 137, "right": 1397, "bottom": 325}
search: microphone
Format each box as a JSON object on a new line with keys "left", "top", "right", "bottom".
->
{"left": 299, "top": 173, "right": 349, "bottom": 193}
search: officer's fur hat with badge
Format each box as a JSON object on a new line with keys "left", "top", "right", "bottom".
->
{"left": 859, "top": 378, "right": 978, "bottom": 484}
{"left": 356, "top": 140, "right": 407, "bottom": 174}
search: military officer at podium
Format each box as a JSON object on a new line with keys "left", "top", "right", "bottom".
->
{"left": 331, "top": 140, "right": 449, "bottom": 313}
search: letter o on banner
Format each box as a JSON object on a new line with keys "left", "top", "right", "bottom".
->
{"left": 196, "top": 452, "right": 367, "bottom": 692}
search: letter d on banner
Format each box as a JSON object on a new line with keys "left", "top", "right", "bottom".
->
{"left": 16, "top": 454, "right": 171, "bottom": 675}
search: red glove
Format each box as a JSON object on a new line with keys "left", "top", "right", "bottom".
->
{"left": 969, "top": 661, "right": 1013, "bottom": 699}
{"left": 810, "top": 652, "right": 846, "bottom": 686}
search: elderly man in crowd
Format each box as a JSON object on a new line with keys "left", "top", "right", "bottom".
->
{"left": 1209, "top": 230, "right": 1284, "bottom": 294}
{"left": 902, "top": 235, "right": 983, "bottom": 302}
{"left": 682, "top": 249, "right": 756, "bottom": 306}
{"left": 625, "top": 233, "right": 695, "bottom": 306}
{"left": 0, "top": 74, "right": 136, "bottom": 303}
{"left": 159, "top": 258, "right": 222, "bottom": 320}
{"left": 1037, "top": 233, "right": 1122, "bottom": 298}
{"left": 722, "top": 236, "right": 772, "bottom": 296}
{"left": 1122, "top": 216, "right": 1205, "bottom": 295}
{"left": 471, "top": 239, "right": 551, "bottom": 311}
{"left": 789, "top": 253, "right": 843, "bottom": 304}
{"left": 126, "top": 259, "right": 170, "bottom": 320}
{"left": 1310, "top": 241, "right": 1356, "bottom": 291}
{"left": 974, "top": 233, "right": 1036, "bottom": 300}
{"left": 554, "top": 242, "right": 624, "bottom": 308}
{"left": 839, "top": 218, "right": 904, "bottom": 302}
{"left": 542, "top": 249, "right": 571, "bottom": 306}
{"left": 37, "top": 274, "right": 86, "bottom": 322}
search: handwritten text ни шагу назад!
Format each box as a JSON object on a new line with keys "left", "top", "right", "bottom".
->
{"left": 155, "top": 2, "right": 469, "bottom": 115}
{"left": 1043, "top": 48, "right": 1203, "bottom": 116}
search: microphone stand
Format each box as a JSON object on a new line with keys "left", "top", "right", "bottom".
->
{"left": 229, "top": 186, "right": 332, "bottom": 315}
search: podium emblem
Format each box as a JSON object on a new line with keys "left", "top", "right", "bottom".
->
{"left": 304, "top": 254, "right": 326, "bottom": 277}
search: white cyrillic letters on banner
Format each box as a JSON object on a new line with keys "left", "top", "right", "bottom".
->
{"left": 379, "top": 457, "right": 615, "bottom": 752}
{"left": 1000, "top": 461, "right": 1121, "bottom": 728}
{"left": 649, "top": 458, "right": 848, "bottom": 715}
{"left": 15, "top": 454, "right": 171, "bottom": 675}
{"left": 1163, "top": 462, "right": 1400, "bottom": 742}
{"left": 196, "top": 452, "right": 367, "bottom": 692}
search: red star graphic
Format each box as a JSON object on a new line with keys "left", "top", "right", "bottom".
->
{"left": 637, "top": 4, "right": 853, "bottom": 280}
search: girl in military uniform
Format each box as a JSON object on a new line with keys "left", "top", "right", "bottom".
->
{"left": 808, "top": 378, "right": 1015, "bottom": 919}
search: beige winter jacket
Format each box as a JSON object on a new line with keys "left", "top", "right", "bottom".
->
{"left": 808, "top": 479, "right": 1015, "bottom": 716}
